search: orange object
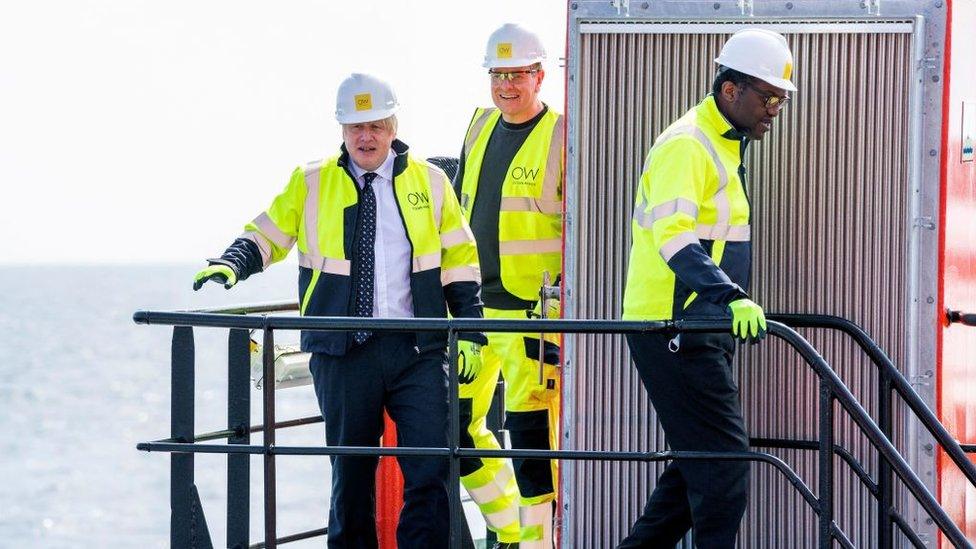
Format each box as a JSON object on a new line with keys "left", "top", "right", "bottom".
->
{"left": 375, "top": 412, "right": 404, "bottom": 549}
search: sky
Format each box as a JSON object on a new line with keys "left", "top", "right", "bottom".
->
{"left": 0, "top": 1, "right": 567, "bottom": 264}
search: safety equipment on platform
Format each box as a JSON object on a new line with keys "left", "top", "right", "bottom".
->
{"left": 530, "top": 271, "right": 561, "bottom": 385}
{"left": 622, "top": 96, "right": 751, "bottom": 322}
{"left": 714, "top": 28, "right": 797, "bottom": 92}
{"left": 193, "top": 264, "right": 237, "bottom": 290}
{"left": 727, "top": 298, "right": 767, "bottom": 342}
{"left": 460, "top": 107, "right": 563, "bottom": 301}
{"left": 335, "top": 73, "right": 400, "bottom": 124}
{"left": 528, "top": 274, "right": 561, "bottom": 320}
{"left": 249, "top": 339, "right": 312, "bottom": 390}
{"left": 483, "top": 23, "right": 546, "bottom": 69}
{"left": 457, "top": 339, "right": 484, "bottom": 385}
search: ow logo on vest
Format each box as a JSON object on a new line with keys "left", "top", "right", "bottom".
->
{"left": 510, "top": 165, "right": 541, "bottom": 185}
{"left": 407, "top": 191, "right": 430, "bottom": 211}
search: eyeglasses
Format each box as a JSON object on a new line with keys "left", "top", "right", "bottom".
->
{"left": 488, "top": 69, "right": 539, "bottom": 84}
{"left": 744, "top": 83, "right": 791, "bottom": 111}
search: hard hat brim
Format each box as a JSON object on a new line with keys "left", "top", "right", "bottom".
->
{"left": 757, "top": 75, "right": 797, "bottom": 93}
{"left": 483, "top": 56, "right": 545, "bottom": 69}
{"left": 336, "top": 105, "right": 399, "bottom": 125}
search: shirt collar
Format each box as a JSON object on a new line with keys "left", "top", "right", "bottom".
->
{"left": 350, "top": 149, "right": 396, "bottom": 184}
{"left": 700, "top": 94, "right": 750, "bottom": 146}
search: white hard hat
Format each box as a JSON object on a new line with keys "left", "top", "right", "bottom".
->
{"left": 483, "top": 23, "right": 546, "bottom": 69}
{"left": 335, "top": 73, "right": 399, "bottom": 124}
{"left": 715, "top": 29, "right": 797, "bottom": 92}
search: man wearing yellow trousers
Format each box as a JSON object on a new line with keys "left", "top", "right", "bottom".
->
{"left": 454, "top": 23, "right": 564, "bottom": 549}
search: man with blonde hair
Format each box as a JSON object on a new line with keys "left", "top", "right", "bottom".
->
{"left": 193, "top": 73, "right": 486, "bottom": 548}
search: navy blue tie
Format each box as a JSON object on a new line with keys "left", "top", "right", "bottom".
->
{"left": 353, "top": 172, "right": 377, "bottom": 345}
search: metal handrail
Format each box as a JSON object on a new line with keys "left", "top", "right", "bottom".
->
{"left": 770, "top": 313, "right": 976, "bottom": 547}
{"left": 770, "top": 314, "right": 976, "bottom": 483}
{"left": 134, "top": 311, "right": 973, "bottom": 548}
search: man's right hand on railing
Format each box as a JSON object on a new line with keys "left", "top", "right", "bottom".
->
{"left": 728, "top": 298, "right": 767, "bottom": 343}
{"left": 192, "top": 265, "right": 238, "bottom": 291}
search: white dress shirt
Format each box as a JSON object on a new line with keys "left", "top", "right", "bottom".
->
{"left": 350, "top": 151, "right": 415, "bottom": 318}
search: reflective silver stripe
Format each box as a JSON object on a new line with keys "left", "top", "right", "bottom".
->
{"left": 252, "top": 212, "right": 296, "bottom": 249}
{"left": 659, "top": 231, "right": 701, "bottom": 262}
{"left": 650, "top": 198, "right": 699, "bottom": 224}
{"left": 500, "top": 197, "right": 562, "bottom": 215}
{"left": 485, "top": 506, "right": 519, "bottom": 530}
{"left": 463, "top": 108, "right": 496, "bottom": 156}
{"left": 440, "top": 226, "right": 474, "bottom": 249}
{"left": 685, "top": 125, "right": 731, "bottom": 228}
{"left": 428, "top": 165, "right": 445, "bottom": 229}
{"left": 632, "top": 191, "right": 653, "bottom": 228}
{"left": 412, "top": 252, "right": 441, "bottom": 272}
{"left": 498, "top": 238, "right": 562, "bottom": 255}
{"left": 298, "top": 251, "right": 351, "bottom": 276}
{"left": 240, "top": 232, "right": 272, "bottom": 268}
{"left": 519, "top": 502, "right": 553, "bottom": 548}
{"left": 441, "top": 265, "right": 481, "bottom": 285}
{"left": 467, "top": 466, "right": 514, "bottom": 503}
{"left": 303, "top": 161, "right": 323, "bottom": 258}
{"left": 541, "top": 114, "right": 564, "bottom": 204}
{"left": 696, "top": 223, "right": 751, "bottom": 242}
{"left": 656, "top": 125, "right": 731, "bottom": 226}
{"left": 521, "top": 501, "right": 552, "bottom": 526}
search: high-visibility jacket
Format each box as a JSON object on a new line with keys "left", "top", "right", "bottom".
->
{"left": 458, "top": 107, "right": 564, "bottom": 302}
{"left": 622, "top": 95, "right": 751, "bottom": 321}
{"left": 212, "top": 140, "right": 484, "bottom": 355}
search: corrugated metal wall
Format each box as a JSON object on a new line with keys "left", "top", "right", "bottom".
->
{"left": 570, "top": 25, "right": 915, "bottom": 547}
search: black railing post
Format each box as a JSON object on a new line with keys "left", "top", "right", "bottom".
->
{"left": 819, "top": 379, "right": 834, "bottom": 549}
{"left": 171, "top": 326, "right": 195, "bottom": 548}
{"left": 262, "top": 326, "right": 277, "bottom": 548}
{"left": 878, "top": 372, "right": 893, "bottom": 548}
{"left": 227, "top": 328, "right": 251, "bottom": 548}
{"left": 447, "top": 329, "right": 462, "bottom": 549}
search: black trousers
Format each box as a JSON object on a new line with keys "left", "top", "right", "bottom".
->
{"left": 619, "top": 332, "right": 750, "bottom": 549}
{"left": 309, "top": 333, "right": 450, "bottom": 549}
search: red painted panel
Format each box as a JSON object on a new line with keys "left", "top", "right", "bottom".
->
{"left": 939, "top": 0, "right": 976, "bottom": 544}
{"left": 376, "top": 413, "right": 403, "bottom": 549}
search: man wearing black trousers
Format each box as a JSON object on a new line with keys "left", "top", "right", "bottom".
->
{"left": 193, "top": 73, "right": 486, "bottom": 548}
{"left": 620, "top": 29, "right": 796, "bottom": 548}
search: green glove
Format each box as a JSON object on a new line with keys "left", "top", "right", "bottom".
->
{"left": 457, "top": 340, "right": 483, "bottom": 385}
{"left": 192, "top": 264, "right": 237, "bottom": 291}
{"left": 727, "top": 298, "right": 767, "bottom": 342}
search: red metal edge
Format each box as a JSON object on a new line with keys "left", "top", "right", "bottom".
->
{"left": 935, "top": 3, "right": 953, "bottom": 547}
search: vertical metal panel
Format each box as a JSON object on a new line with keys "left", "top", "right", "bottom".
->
{"left": 570, "top": 24, "right": 914, "bottom": 547}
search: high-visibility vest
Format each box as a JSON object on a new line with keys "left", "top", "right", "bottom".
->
{"left": 459, "top": 107, "right": 564, "bottom": 302}
{"left": 623, "top": 95, "right": 752, "bottom": 321}
{"left": 241, "top": 140, "right": 481, "bottom": 354}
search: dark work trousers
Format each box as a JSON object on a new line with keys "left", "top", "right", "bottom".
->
{"left": 309, "top": 332, "right": 450, "bottom": 549}
{"left": 618, "top": 332, "right": 750, "bottom": 549}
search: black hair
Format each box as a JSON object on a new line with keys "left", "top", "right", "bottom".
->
{"left": 711, "top": 66, "right": 756, "bottom": 96}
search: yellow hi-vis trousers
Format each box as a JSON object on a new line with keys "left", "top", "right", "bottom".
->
{"left": 460, "top": 307, "right": 561, "bottom": 545}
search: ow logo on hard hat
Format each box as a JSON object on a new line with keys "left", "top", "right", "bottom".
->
{"left": 354, "top": 93, "right": 373, "bottom": 112}
{"left": 497, "top": 43, "right": 513, "bottom": 59}
{"left": 782, "top": 62, "right": 793, "bottom": 81}
{"left": 407, "top": 191, "right": 430, "bottom": 210}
